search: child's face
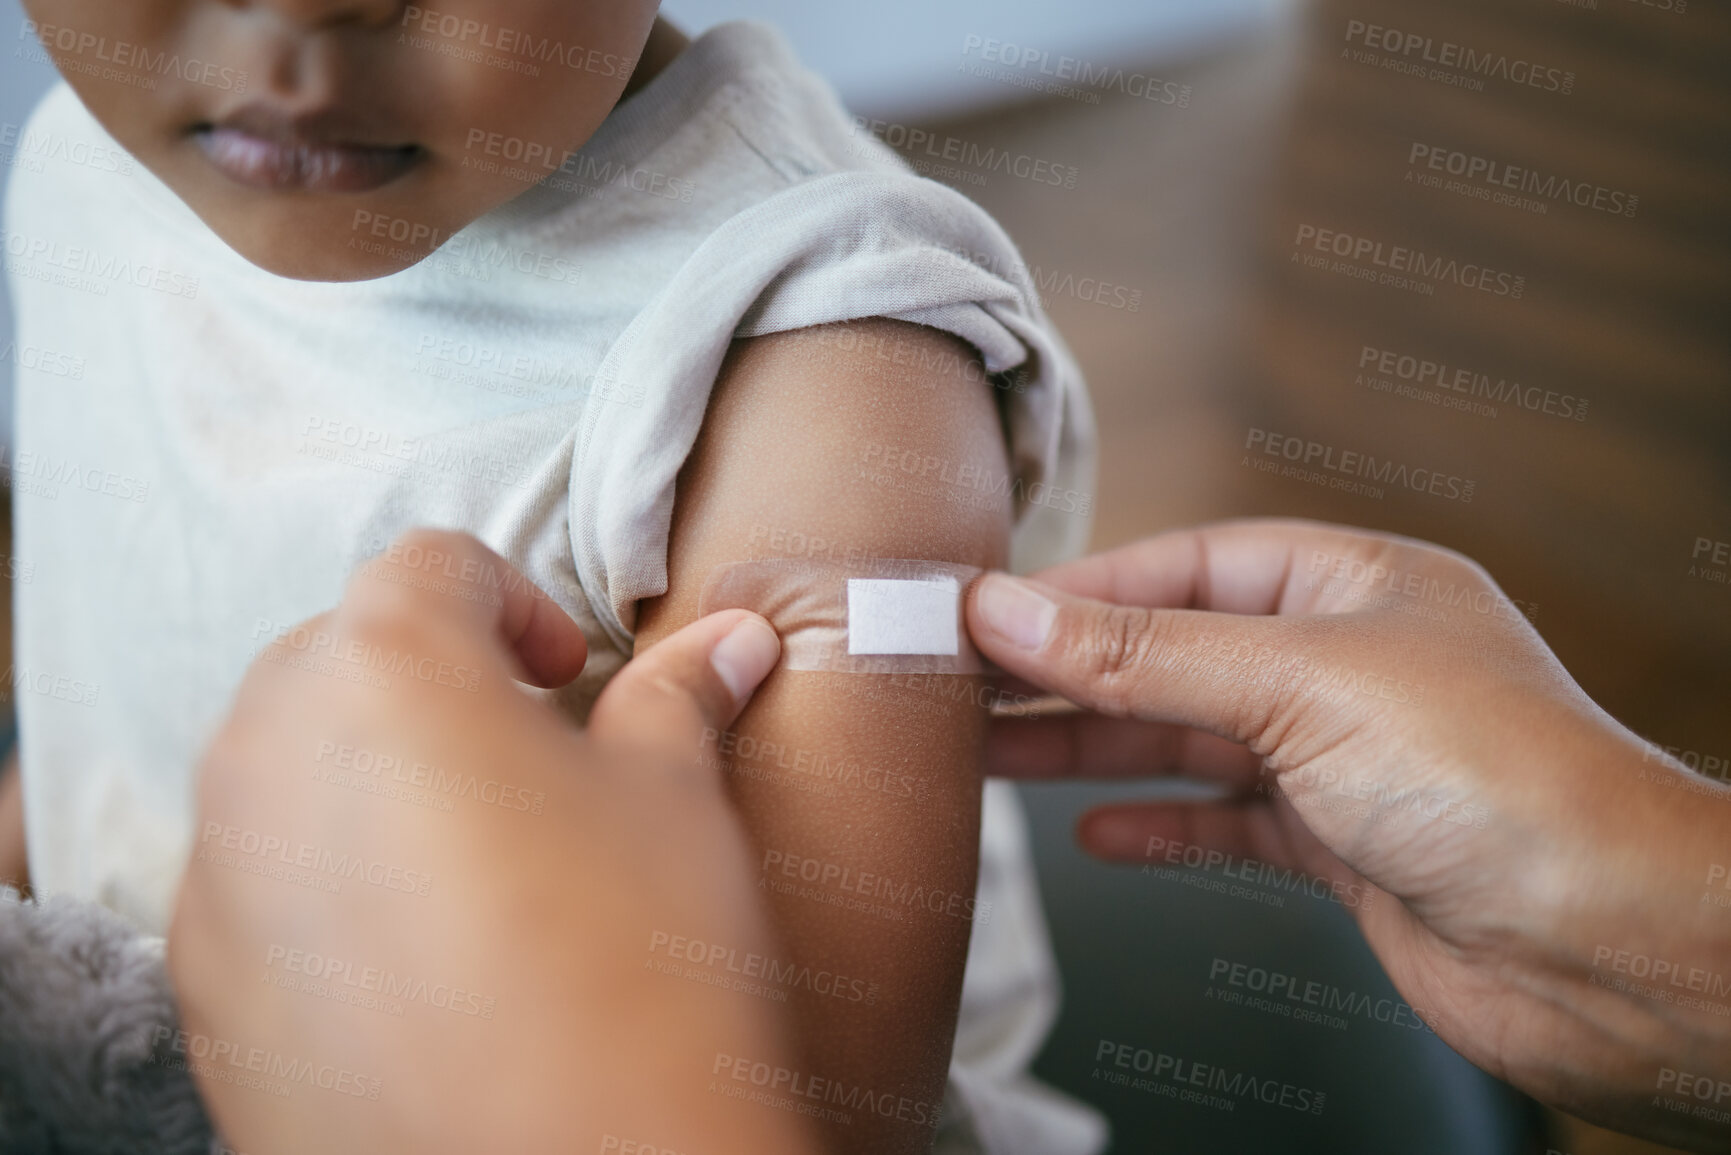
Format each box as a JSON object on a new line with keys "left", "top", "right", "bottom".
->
{"left": 22, "top": 0, "right": 659, "bottom": 280}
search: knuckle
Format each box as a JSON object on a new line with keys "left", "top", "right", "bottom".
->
{"left": 1412, "top": 541, "right": 1491, "bottom": 589}
{"left": 339, "top": 578, "right": 433, "bottom": 647}
{"left": 1070, "top": 605, "right": 1161, "bottom": 715}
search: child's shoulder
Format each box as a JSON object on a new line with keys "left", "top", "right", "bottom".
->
{"left": 633, "top": 21, "right": 905, "bottom": 186}
{"left": 523, "top": 21, "right": 913, "bottom": 240}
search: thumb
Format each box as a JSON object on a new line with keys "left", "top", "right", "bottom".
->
{"left": 966, "top": 572, "right": 1304, "bottom": 746}
{"left": 587, "top": 610, "right": 780, "bottom": 765}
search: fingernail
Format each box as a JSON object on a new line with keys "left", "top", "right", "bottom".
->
{"left": 975, "top": 574, "right": 1057, "bottom": 651}
{"left": 711, "top": 616, "right": 781, "bottom": 702}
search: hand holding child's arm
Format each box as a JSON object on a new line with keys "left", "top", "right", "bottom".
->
{"left": 170, "top": 530, "right": 818, "bottom": 1155}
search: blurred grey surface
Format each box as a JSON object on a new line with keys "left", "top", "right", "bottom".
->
{"left": 661, "top": 0, "right": 1284, "bottom": 120}
{"left": 1019, "top": 780, "right": 1540, "bottom": 1155}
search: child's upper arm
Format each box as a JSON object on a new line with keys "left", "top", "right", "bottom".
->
{"left": 635, "top": 318, "right": 1011, "bottom": 1154}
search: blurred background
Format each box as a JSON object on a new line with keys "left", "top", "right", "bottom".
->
{"left": 4, "top": 1, "right": 1726, "bottom": 1152}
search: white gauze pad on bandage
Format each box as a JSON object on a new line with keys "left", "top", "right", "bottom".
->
{"left": 698, "top": 558, "right": 983, "bottom": 674}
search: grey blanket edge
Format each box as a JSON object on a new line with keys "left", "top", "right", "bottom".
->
{"left": 0, "top": 894, "right": 220, "bottom": 1155}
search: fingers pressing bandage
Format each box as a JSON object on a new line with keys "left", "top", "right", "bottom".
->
{"left": 698, "top": 558, "right": 982, "bottom": 674}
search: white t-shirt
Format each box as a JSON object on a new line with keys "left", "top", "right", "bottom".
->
{"left": 3, "top": 22, "right": 1101, "bottom": 1154}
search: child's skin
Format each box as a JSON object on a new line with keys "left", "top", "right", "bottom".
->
{"left": 15, "top": 3, "right": 1007, "bottom": 1151}
{"left": 20, "top": 0, "right": 678, "bottom": 280}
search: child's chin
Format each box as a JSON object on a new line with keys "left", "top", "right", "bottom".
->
{"left": 221, "top": 228, "right": 430, "bottom": 284}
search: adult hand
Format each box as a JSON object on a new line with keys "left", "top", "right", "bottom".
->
{"left": 967, "top": 518, "right": 1730, "bottom": 1152}
{"left": 169, "top": 530, "right": 817, "bottom": 1155}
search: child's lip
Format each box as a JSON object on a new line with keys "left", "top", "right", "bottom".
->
{"left": 192, "top": 106, "right": 422, "bottom": 193}
{"left": 194, "top": 125, "right": 423, "bottom": 193}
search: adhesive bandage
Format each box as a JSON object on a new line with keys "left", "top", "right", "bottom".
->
{"left": 698, "top": 558, "right": 983, "bottom": 674}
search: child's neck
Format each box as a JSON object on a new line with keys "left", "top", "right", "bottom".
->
{"left": 622, "top": 18, "right": 691, "bottom": 101}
